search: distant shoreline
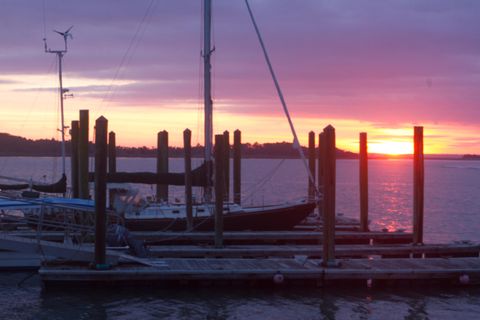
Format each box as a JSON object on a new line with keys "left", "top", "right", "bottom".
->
{"left": 1, "top": 132, "right": 477, "bottom": 160}
{"left": 0, "top": 155, "right": 476, "bottom": 161}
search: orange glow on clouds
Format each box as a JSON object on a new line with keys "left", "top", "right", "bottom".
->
{"left": 0, "top": 72, "right": 478, "bottom": 155}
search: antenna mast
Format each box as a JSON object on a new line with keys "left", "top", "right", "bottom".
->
{"left": 44, "top": 26, "right": 73, "bottom": 178}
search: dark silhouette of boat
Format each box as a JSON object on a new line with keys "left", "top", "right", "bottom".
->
{"left": 122, "top": 200, "right": 316, "bottom": 232}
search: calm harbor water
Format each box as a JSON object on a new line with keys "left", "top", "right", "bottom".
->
{"left": 1, "top": 157, "right": 479, "bottom": 319}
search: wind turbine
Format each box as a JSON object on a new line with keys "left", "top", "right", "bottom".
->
{"left": 44, "top": 26, "right": 74, "bottom": 180}
{"left": 53, "top": 26, "right": 74, "bottom": 51}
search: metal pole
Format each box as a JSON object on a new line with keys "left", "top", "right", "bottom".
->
{"left": 58, "top": 52, "right": 66, "bottom": 176}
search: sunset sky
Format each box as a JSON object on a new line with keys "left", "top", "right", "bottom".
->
{"left": 0, "top": 0, "right": 479, "bottom": 154}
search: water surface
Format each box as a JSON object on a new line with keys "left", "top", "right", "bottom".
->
{"left": 1, "top": 157, "right": 479, "bottom": 319}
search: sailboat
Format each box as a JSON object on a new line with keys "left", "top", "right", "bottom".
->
{"left": 116, "top": 0, "right": 316, "bottom": 232}
{"left": 6, "top": 1, "right": 316, "bottom": 232}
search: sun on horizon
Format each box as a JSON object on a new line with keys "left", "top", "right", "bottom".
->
{"left": 367, "top": 141, "right": 413, "bottom": 155}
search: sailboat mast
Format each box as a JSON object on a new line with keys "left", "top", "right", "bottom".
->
{"left": 203, "top": 0, "right": 213, "bottom": 202}
{"left": 57, "top": 52, "right": 66, "bottom": 176}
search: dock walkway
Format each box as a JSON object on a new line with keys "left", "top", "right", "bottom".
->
{"left": 39, "top": 256, "right": 480, "bottom": 285}
{"left": 144, "top": 243, "right": 480, "bottom": 258}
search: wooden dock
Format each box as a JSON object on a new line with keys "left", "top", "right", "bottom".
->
{"left": 2, "top": 242, "right": 478, "bottom": 270}
{"left": 144, "top": 243, "right": 480, "bottom": 258}
{"left": 6, "top": 230, "right": 413, "bottom": 245}
{"left": 39, "top": 256, "right": 480, "bottom": 286}
{"left": 136, "top": 230, "right": 413, "bottom": 245}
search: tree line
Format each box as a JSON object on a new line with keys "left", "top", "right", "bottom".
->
{"left": 0, "top": 132, "right": 359, "bottom": 159}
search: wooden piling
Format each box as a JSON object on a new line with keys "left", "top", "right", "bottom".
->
{"left": 413, "top": 126, "right": 424, "bottom": 245}
{"left": 78, "top": 110, "right": 89, "bottom": 199}
{"left": 108, "top": 131, "right": 116, "bottom": 174}
{"left": 233, "top": 129, "right": 241, "bottom": 205}
{"left": 223, "top": 130, "right": 230, "bottom": 202}
{"left": 317, "top": 132, "right": 325, "bottom": 216}
{"left": 359, "top": 132, "right": 369, "bottom": 232}
{"left": 308, "top": 131, "right": 316, "bottom": 201}
{"left": 108, "top": 131, "right": 117, "bottom": 209}
{"left": 214, "top": 134, "right": 225, "bottom": 248}
{"left": 156, "top": 131, "right": 169, "bottom": 202}
{"left": 184, "top": 129, "right": 193, "bottom": 231}
{"left": 70, "top": 120, "right": 79, "bottom": 198}
{"left": 94, "top": 116, "right": 108, "bottom": 267}
{"left": 322, "top": 125, "right": 336, "bottom": 267}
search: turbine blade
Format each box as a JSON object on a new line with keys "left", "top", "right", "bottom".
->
{"left": 65, "top": 25, "right": 74, "bottom": 33}
{"left": 54, "top": 30, "right": 65, "bottom": 36}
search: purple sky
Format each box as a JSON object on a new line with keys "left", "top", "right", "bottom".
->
{"left": 1, "top": 0, "right": 479, "bottom": 152}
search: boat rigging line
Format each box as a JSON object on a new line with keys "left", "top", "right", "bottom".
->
{"left": 243, "top": 158, "right": 286, "bottom": 205}
{"left": 244, "top": 0, "right": 321, "bottom": 201}
{"left": 97, "top": 0, "right": 158, "bottom": 114}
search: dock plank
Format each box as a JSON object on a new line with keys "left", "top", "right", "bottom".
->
{"left": 7, "top": 230, "right": 413, "bottom": 245}
{"left": 39, "top": 257, "right": 480, "bottom": 284}
{"left": 143, "top": 243, "right": 480, "bottom": 258}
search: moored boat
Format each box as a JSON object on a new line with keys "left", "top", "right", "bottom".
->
{"left": 122, "top": 200, "right": 315, "bottom": 232}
